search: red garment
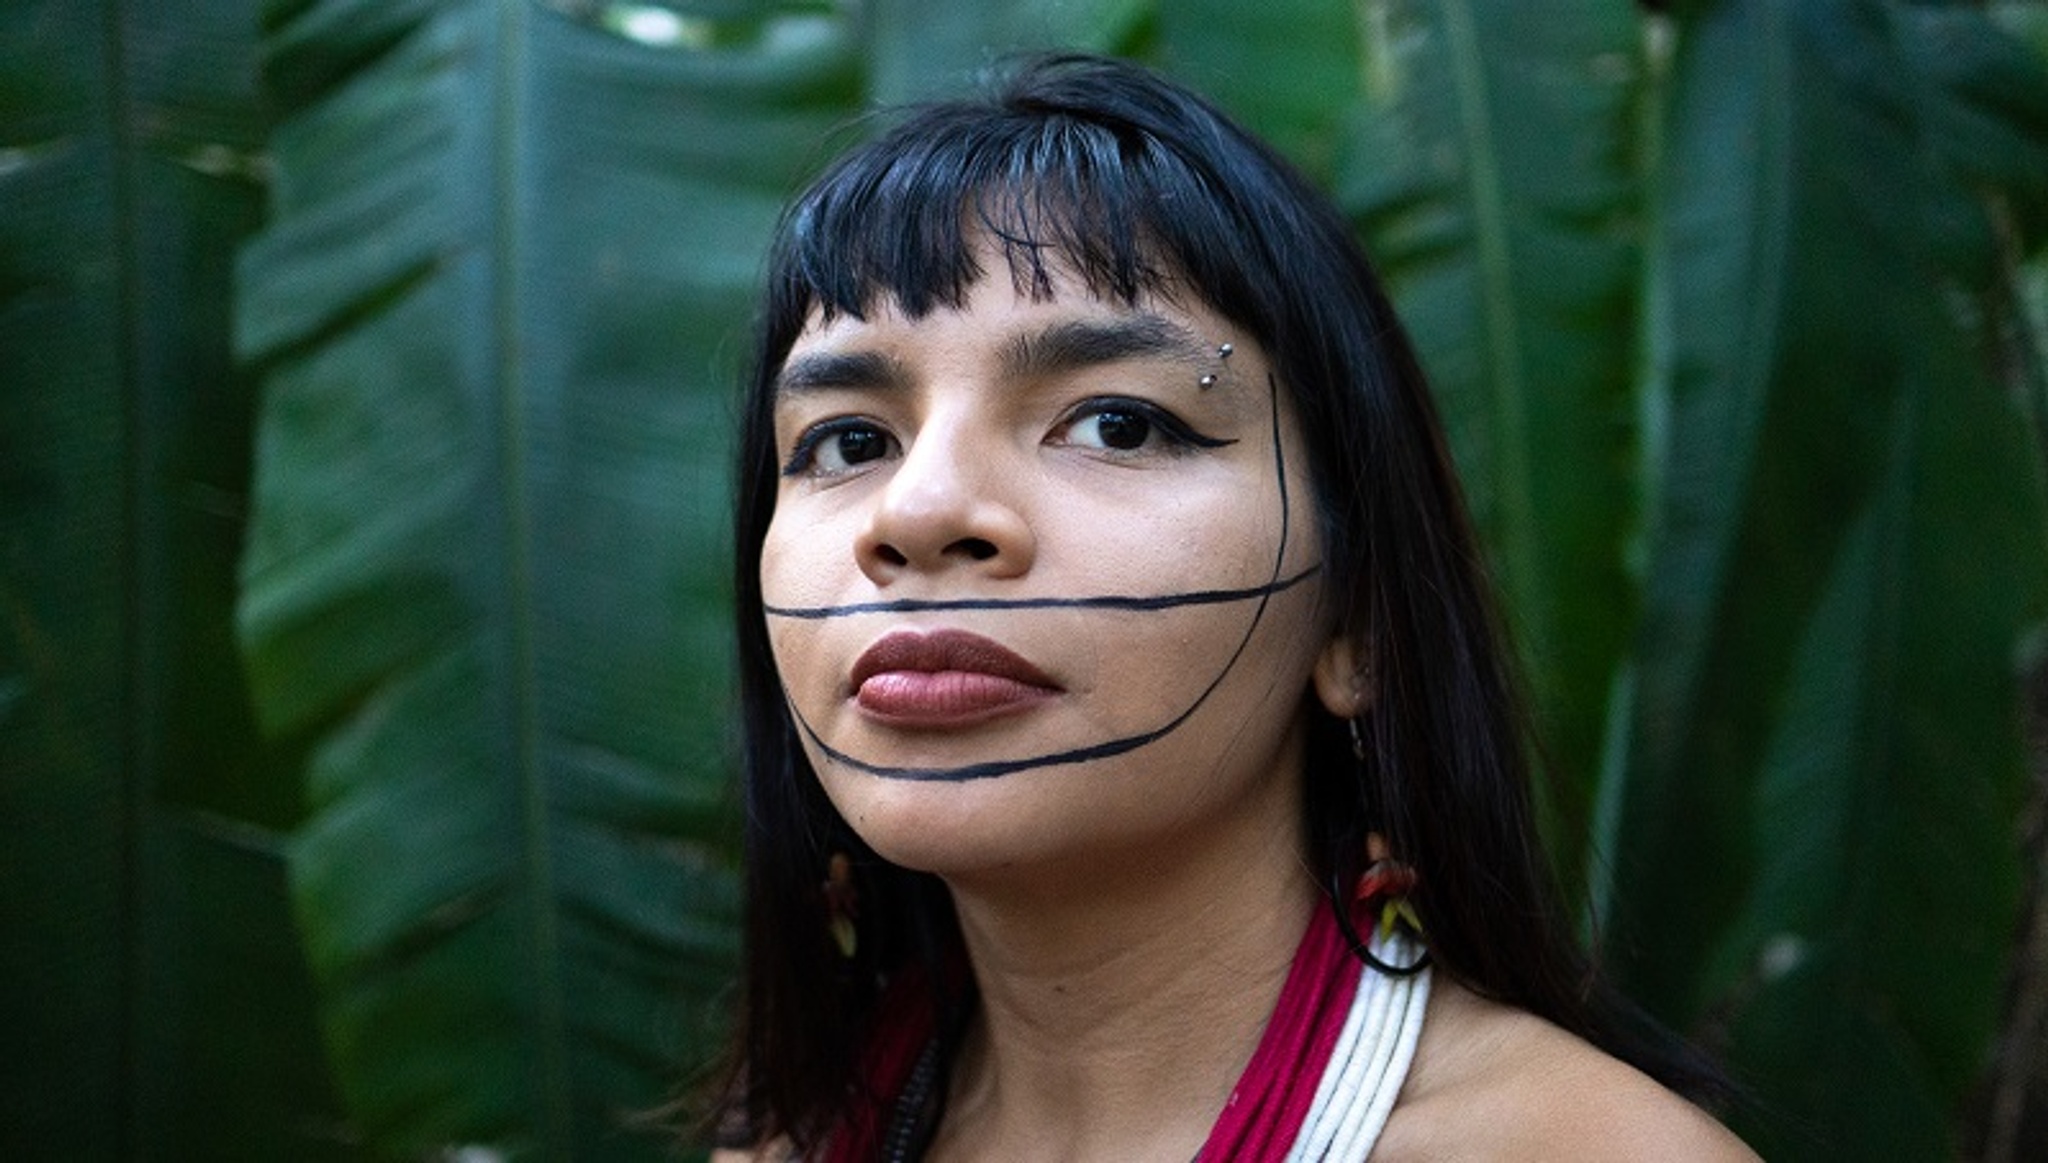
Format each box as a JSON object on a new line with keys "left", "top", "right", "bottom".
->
{"left": 822, "top": 966, "right": 941, "bottom": 1163}
{"left": 1195, "top": 905, "right": 1361, "bottom": 1159}
{"left": 826, "top": 906, "right": 1360, "bottom": 1161}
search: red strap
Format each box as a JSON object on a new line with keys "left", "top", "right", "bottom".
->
{"left": 1196, "top": 906, "right": 1359, "bottom": 1159}
{"left": 823, "top": 968, "right": 938, "bottom": 1163}
{"left": 827, "top": 908, "right": 1353, "bottom": 1161}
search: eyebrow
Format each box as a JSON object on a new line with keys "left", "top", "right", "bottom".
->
{"left": 772, "top": 311, "right": 1215, "bottom": 400}
{"left": 999, "top": 313, "right": 1211, "bottom": 381}
{"left": 774, "top": 349, "right": 909, "bottom": 397}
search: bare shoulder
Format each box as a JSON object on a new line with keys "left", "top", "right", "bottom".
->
{"left": 1374, "top": 980, "right": 1758, "bottom": 1161}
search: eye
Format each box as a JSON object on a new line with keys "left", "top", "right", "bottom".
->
{"left": 1070, "top": 406, "right": 1154, "bottom": 450}
{"left": 783, "top": 418, "right": 899, "bottom": 477}
{"left": 1053, "top": 397, "right": 1234, "bottom": 456}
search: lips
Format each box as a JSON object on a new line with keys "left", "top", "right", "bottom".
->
{"left": 849, "top": 629, "right": 1061, "bottom": 726}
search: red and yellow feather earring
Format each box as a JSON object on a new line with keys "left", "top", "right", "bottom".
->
{"left": 1341, "top": 716, "right": 1429, "bottom": 975}
{"left": 1354, "top": 832, "right": 1423, "bottom": 942}
{"left": 824, "top": 851, "right": 859, "bottom": 959}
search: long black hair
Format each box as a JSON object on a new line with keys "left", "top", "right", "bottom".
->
{"left": 719, "top": 53, "right": 1728, "bottom": 1149}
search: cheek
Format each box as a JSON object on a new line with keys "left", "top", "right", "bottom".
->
{"left": 759, "top": 506, "right": 837, "bottom": 606}
{"left": 761, "top": 614, "right": 808, "bottom": 689}
{"left": 758, "top": 510, "right": 801, "bottom": 592}
{"left": 760, "top": 602, "right": 845, "bottom": 718}
{"left": 1063, "top": 485, "right": 1274, "bottom": 586}
{"left": 759, "top": 517, "right": 837, "bottom": 700}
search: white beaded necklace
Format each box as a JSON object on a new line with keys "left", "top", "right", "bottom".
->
{"left": 1284, "top": 928, "right": 1432, "bottom": 1161}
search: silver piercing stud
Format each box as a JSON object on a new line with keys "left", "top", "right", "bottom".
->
{"left": 1217, "top": 342, "right": 1234, "bottom": 358}
{"left": 1199, "top": 373, "right": 1218, "bottom": 387}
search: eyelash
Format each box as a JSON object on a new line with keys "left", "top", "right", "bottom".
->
{"left": 1055, "top": 396, "right": 1234, "bottom": 455}
{"left": 778, "top": 396, "right": 1235, "bottom": 478}
{"left": 781, "top": 416, "right": 893, "bottom": 478}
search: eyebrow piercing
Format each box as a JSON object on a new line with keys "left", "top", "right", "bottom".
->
{"left": 1198, "top": 342, "right": 1234, "bottom": 387}
{"left": 1197, "top": 342, "right": 1235, "bottom": 388}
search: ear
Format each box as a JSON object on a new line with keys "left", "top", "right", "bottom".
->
{"left": 1313, "top": 632, "right": 1372, "bottom": 719}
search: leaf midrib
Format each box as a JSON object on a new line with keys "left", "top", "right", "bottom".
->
{"left": 1438, "top": 0, "right": 1541, "bottom": 630}
{"left": 1663, "top": 1, "right": 1796, "bottom": 759}
{"left": 484, "top": 0, "right": 571, "bottom": 1152}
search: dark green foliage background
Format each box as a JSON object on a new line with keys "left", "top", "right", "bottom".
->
{"left": 4, "top": 1, "right": 2045, "bottom": 1159}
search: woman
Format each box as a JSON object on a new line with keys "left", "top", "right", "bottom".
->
{"left": 713, "top": 54, "right": 1755, "bottom": 1161}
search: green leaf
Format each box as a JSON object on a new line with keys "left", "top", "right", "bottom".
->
{"left": 0, "top": 5, "right": 146, "bottom": 1153}
{"left": 863, "top": 0, "right": 1153, "bottom": 103}
{"left": 1, "top": 1, "right": 353, "bottom": 1158}
{"left": 1993, "top": 0, "right": 2048, "bottom": 65}
{"left": 1711, "top": 361, "right": 2045, "bottom": 1158}
{"left": 1326, "top": 0, "right": 1645, "bottom": 881}
{"left": 234, "top": 1, "right": 859, "bottom": 1154}
{"left": 1896, "top": 5, "right": 2048, "bottom": 262}
{"left": 1604, "top": 2, "right": 2048, "bottom": 1154}
{"left": 1154, "top": 0, "right": 1363, "bottom": 179}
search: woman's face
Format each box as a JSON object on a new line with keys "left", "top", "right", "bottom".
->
{"left": 759, "top": 255, "right": 1348, "bottom": 880}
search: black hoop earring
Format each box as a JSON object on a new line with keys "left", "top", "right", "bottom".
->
{"left": 1328, "top": 866, "right": 1431, "bottom": 977}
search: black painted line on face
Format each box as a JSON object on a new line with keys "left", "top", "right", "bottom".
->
{"left": 792, "top": 698, "right": 1191, "bottom": 782}
{"left": 781, "top": 371, "right": 1306, "bottom": 783}
{"left": 762, "top": 564, "right": 1321, "bottom": 620}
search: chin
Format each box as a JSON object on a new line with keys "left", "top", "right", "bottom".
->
{"left": 827, "top": 769, "right": 1024, "bottom": 870}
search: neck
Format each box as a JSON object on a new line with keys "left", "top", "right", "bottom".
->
{"left": 929, "top": 795, "right": 1318, "bottom": 1162}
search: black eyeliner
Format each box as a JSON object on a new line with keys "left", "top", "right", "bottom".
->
{"left": 781, "top": 417, "right": 887, "bottom": 477}
{"left": 1069, "top": 395, "right": 1237, "bottom": 451}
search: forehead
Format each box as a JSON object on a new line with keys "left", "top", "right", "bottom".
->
{"left": 772, "top": 289, "right": 1244, "bottom": 418}
{"left": 783, "top": 253, "right": 1225, "bottom": 364}
{"left": 787, "top": 216, "right": 1214, "bottom": 343}
{"left": 787, "top": 291, "right": 1206, "bottom": 363}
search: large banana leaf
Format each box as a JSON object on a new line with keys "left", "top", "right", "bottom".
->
{"left": 863, "top": 0, "right": 1151, "bottom": 103}
{"left": 1322, "top": 0, "right": 1645, "bottom": 880}
{"left": 1600, "top": 2, "right": 2048, "bottom": 1156}
{"left": 1154, "top": 0, "right": 1364, "bottom": 180}
{"left": 0, "top": 1, "right": 353, "bottom": 1159}
{"left": 0, "top": 13, "right": 136, "bottom": 1149}
{"left": 235, "top": 1, "right": 859, "bottom": 1154}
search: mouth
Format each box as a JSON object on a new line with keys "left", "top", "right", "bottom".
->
{"left": 848, "top": 629, "right": 1062, "bottom": 727}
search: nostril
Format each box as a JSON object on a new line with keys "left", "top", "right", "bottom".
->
{"left": 876, "top": 544, "right": 908, "bottom": 567}
{"left": 954, "top": 537, "right": 998, "bottom": 561}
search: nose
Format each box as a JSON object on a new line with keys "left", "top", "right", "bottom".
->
{"left": 856, "top": 416, "right": 1035, "bottom": 585}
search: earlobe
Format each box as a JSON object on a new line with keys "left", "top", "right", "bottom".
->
{"left": 1313, "top": 633, "right": 1372, "bottom": 719}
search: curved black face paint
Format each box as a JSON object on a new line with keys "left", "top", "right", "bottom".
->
{"left": 769, "top": 373, "right": 1314, "bottom": 782}
{"left": 762, "top": 565, "right": 1320, "bottom": 620}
